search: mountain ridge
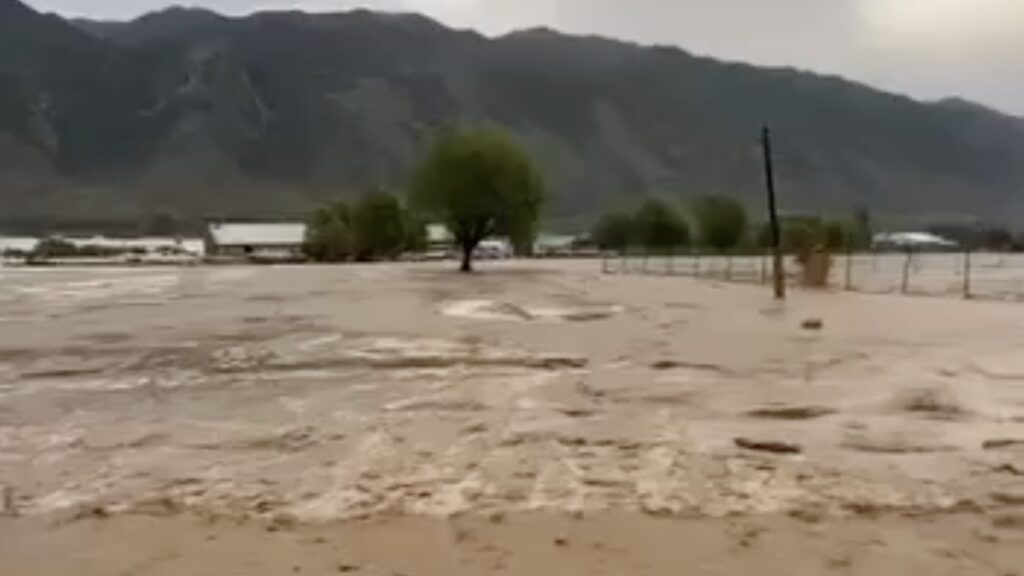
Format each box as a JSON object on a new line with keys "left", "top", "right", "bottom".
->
{"left": 2, "top": 0, "right": 1024, "bottom": 231}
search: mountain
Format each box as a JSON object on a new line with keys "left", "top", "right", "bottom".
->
{"left": 3, "top": 0, "right": 1024, "bottom": 231}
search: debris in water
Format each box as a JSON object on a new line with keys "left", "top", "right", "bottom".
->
{"left": 746, "top": 405, "right": 836, "bottom": 420}
{"left": 897, "top": 388, "right": 969, "bottom": 420}
{"left": 983, "top": 438, "right": 1024, "bottom": 450}
{"left": 734, "top": 437, "right": 802, "bottom": 454}
{"left": 650, "top": 359, "right": 725, "bottom": 372}
{"left": 801, "top": 318, "right": 824, "bottom": 331}
{"left": 993, "top": 463, "right": 1024, "bottom": 476}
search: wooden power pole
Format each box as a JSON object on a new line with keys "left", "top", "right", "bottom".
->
{"left": 761, "top": 126, "right": 785, "bottom": 300}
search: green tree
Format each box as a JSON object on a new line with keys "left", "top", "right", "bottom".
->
{"left": 592, "top": 210, "right": 634, "bottom": 252}
{"left": 412, "top": 126, "right": 545, "bottom": 272}
{"left": 693, "top": 195, "right": 748, "bottom": 251}
{"left": 823, "top": 220, "right": 848, "bottom": 251}
{"left": 782, "top": 216, "right": 824, "bottom": 259}
{"left": 507, "top": 217, "right": 538, "bottom": 257}
{"left": 756, "top": 216, "right": 826, "bottom": 259}
{"left": 31, "top": 237, "right": 78, "bottom": 259}
{"left": 983, "top": 227, "right": 1014, "bottom": 251}
{"left": 304, "top": 201, "right": 352, "bottom": 262}
{"left": 401, "top": 209, "right": 428, "bottom": 253}
{"left": 632, "top": 199, "right": 689, "bottom": 253}
{"left": 851, "top": 207, "right": 873, "bottom": 250}
{"left": 351, "top": 191, "right": 407, "bottom": 261}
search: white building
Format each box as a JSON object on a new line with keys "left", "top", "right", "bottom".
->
{"left": 0, "top": 236, "right": 40, "bottom": 255}
{"left": 64, "top": 235, "right": 205, "bottom": 257}
{"left": 205, "top": 222, "right": 307, "bottom": 260}
{"left": 426, "top": 224, "right": 453, "bottom": 246}
{"left": 872, "top": 232, "right": 957, "bottom": 251}
{"left": 476, "top": 238, "right": 513, "bottom": 259}
{"left": 533, "top": 234, "right": 578, "bottom": 257}
{"left": 423, "top": 223, "right": 516, "bottom": 259}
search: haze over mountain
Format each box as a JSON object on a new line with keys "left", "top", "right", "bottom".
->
{"left": 2, "top": 0, "right": 1024, "bottom": 231}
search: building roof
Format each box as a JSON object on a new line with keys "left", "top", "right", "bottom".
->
{"left": 207, "top": 222, "right": 307, "bottom": 247}
{"left": 873, "top": 232, "right": 957, "bottom": 247}
{"left": 534, "top": 234, "right": 577, "bottom": 249}
{"left": 64, "top": 236, "right": 205, "bottom": 255}
{"left": 426, "top": 224, "right": 453, "bottom": 244}
{"left": 0, "top": 236, "right": 39, "bottom": 253}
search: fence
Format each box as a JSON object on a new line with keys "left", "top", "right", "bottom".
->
{"left": 601, "top": 250, "right": 1024, "bottom": 301}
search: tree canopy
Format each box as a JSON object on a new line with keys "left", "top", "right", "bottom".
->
{"left": 31, "top": 238, "right": 79, "bottom": 259}
{"left": 304, "top": 201, "right": 352, "bottom": 262}
{"left": 351, "top": 191, "right": 407, "bottom": 261}
{"left": 305, "top": 192, "right": 427, "bottom": 262}
{"left": 850, "top": 207, "right": 872, "bottom": 250}
{"left": 693, "top": 195, "right": 747, "bottom": 251}
{"left": 757, "top": 215, "right": 857, "bottom": 259}
{"left": 632, "top": 199, "right": 689, "bottom": 252}
{"left": 412, "top": 126, "right": 545, "bottom": 272}
{"left": 401, "top": 210, "right": 428, "bottom": 254}
{"left": 591, "top": 210, "right": 634, "bottom": 251}
{"left": 823, "top": 220, "right": 848, "bottom": 251}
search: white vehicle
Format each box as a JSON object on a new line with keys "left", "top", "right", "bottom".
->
{"left": 475, "top": 239, "right": 513, "bottom": 260}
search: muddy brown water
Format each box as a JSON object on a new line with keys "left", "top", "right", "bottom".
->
{"left": 2, "top": 261, "right": 1024, "bottom": 571}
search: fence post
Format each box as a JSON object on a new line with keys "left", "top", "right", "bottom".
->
{"left": 844, "top": 248, "right": 853, "bottom": 291}
{"left": 963, "top": 250, "right": 972, "bottom": 299}
{"left": 901, "top": 250, "right": 912, "bottom": 294}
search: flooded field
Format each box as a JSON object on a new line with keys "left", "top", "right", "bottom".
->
{"left": 2, "top": 261, "right": 1024, "bottom": 574}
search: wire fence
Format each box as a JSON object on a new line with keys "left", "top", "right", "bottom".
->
{"left": 601, "top": 250, "right": 1024, "bottom": 301}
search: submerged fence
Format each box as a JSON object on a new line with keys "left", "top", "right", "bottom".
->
{"left": 601, "top": 250, "right": 1024, "bottom": 301}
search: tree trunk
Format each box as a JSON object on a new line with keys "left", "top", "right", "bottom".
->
{"left": 460, "top": 244, "right": 473, "bottom": 273}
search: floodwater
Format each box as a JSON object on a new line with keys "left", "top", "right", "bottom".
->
{"left": 2, "top": 261, "right": 1023, "bottom": 574}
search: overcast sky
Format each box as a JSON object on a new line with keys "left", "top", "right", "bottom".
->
{"left": 25, "top": 0, "right": 1024, "bottom": 115}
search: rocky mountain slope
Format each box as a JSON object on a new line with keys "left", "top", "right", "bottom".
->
{"left": 2, "top": 0, "right": 1024, "bottom": 230}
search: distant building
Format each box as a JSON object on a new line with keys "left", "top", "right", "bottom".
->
{"left": 422, "top": 224, "right": 455, "bottom": 260}
{"left": 533, "top": 234, "right": 578, "bottom": 257}
{"left": 476, "top": 238, "right": 513, "bottom": 260}
{"left": 872, "top": 232, "right": 957, "bottom": 251}
{"left": 426, "top": 224, "right": 453, "bottom": 247}
{"left": 205, "top": 222, "right": 307, "bottom": 260}
{"left": 63, "top": 235, "right": 205, "bottom": 257}
{"left": 0, "top": 236, "right": 40, "bottom": 256}
{"left": 423, "top": 223, "right": 514, "bottom": 260}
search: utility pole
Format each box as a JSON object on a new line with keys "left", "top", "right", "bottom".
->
{"left": 761, "top": 126, "right": 785, "bottom": 300}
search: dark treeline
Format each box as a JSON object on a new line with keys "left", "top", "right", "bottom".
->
{"left": 925, "top": 223, "right": 1024, "bottom": 252}
{"left": 591, "top": 198, "right": 873, "bottom": 255}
